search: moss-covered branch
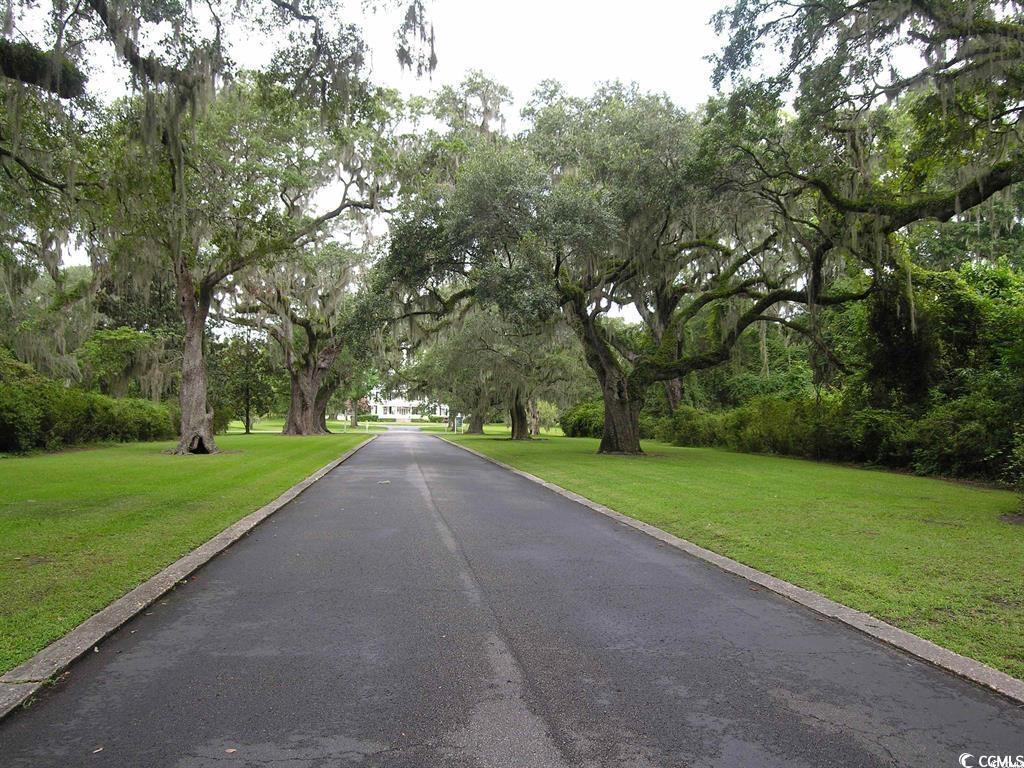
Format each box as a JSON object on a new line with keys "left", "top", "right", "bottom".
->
{"left": 0, "top": 40, "right": 87, "bottom": 99}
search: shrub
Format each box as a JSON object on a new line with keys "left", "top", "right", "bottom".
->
{"left": 0, "top": 383, "right": 44, "bottom": 452}
{"left": 358, "top": 413, "right": 379, "bottom": 422}
{"left": 911, "top": 393, "right": 1015, "bottom": 478}
{"left": 211, "top": 405, "right": 232, "bottom": 435}
{"left": 0, "top": 348, "right": 40, "bottom": 383}
{"left": 560, "top": 400, "right": 605, "bottom": 438}
{"left": 0, "top": 375, "right": 174, "bottom": 453}
{"left": 428, "top": 415, "right": 447, "bottom": 423}
{"left": 845, "top": 408, "right": 914, "bottom": 466}
{"left": 1004, "top": 428, "right": 1024, "bottom": 513}
{"left": 656, "top": 406, "right": 721, "bottom": 447}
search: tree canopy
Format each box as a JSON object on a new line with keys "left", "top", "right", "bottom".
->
{"left": 2, "top": 0, "right": 1022, "bottom": 474}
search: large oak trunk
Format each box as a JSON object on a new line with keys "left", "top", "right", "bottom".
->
{"left": 283, "top": 368, "right": 329, "bottom": 435}
{"left": 466, "top": 386, "right": 488, "bottom": 434}
{"left": 349, "top": 399, "right": 359, "bottom": 428}
{"left": 315, "top": 385, "right": 333, "bottom": 433}
{"left": 567, "top": 303, "right": 644, "bottom": 455}
{"left": 510, "top": 388, "right": 531, "bottom": 440}
{"left": 600, "top": 379, "right": 644, "bottom": 454}
{"left": 174, "top": 283, "right": 217, "bottom": 455}
{"left": 529, "top": 398, "right": 541, "bottom": 436}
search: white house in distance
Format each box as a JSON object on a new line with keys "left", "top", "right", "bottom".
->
{"left": 367, "top": 389, "right": 449, "bottom": 421}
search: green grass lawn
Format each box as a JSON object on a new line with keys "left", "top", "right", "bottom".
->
{"left": 427, "top": 423, "right": 564, "bottom": 436}
{"left": 227, "top": 417, "right": 389, "bottom": 434}
{"left": 0, "top": 432, "right": 368, "bottom": 674}
{"left": 445, "top": 433, "right": 1024, "bottom": 679}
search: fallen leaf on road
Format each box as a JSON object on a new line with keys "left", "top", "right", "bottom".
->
{"left": 225, "top": 748, "right": 237, "bottom": 754}
{"left": 378, "top": 480, "right": 390, "bottom": 484}
{"left": 92, "top": 747, "right": 104, "bottom": 754}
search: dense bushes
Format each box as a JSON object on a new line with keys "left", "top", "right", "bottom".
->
{"left": 560, "top": 400, "right": 604, "bottom": 437}
{"left": 653, "top": 391, "right": 1019, "bottom": 483}
{"left": 0, "top": 350, "right": 174, "bottom": 452}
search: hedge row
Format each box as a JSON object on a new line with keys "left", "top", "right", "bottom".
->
{"left": 0, "top": 380, "right": 174, "bottom": 452}
{"left": 656, "top": 393, "right": 1020, "bottom": 482}
{"left": 562, "top": 392, "right": 1021, "bottom": 484}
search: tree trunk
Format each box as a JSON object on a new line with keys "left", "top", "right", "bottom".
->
{"left": 447, "top": 412, "right": 456, "bottom": 431}
{"left": 566, "top": 301, "right": 644, "bottom": 455}
{"left": 465, "top": 412, "right": 483, "bottom": 434}
{"left": 529, "top": 398, "right": 541, "bottom": 436}
{"left": 283, "top": 367, "right": 329, "bottom": 435}
{"left": 173, "top": 280, "right": 217, "bottom": 455}
{"left": 599, "top": 374, "right": 644, "bottom": 454}
{"left": 243, "top": 380, "right": 252, "bottom": 434}
{"left": 663, "top": 378, "right": 682, "bottom": 413}
{"left": 349, "top": 399, "right": 359, "bottom": 428}
{"left": 466, "top": 386, "right": 488, "bottom": 434}
{"left": 315, "top": 385, "right": 332, "bottom": 433}
{"left": 510, "top": 388, "right": 531, "bottom": 440}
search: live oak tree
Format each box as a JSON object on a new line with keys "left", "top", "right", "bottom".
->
{"left": 388, "top": 84, "right": 854, "bottom": 454}
{"left": 519, "top": 0, "right": 1024, "bottom": 454}
{"left": 89, "top": 78, "right": 378, "bottom": 452}
{"left": 400, "top": 340, "right": 498, "bottom": 434}
{"left": 1, "top": 0, "right": 435, "bottom": 107}
{"left": 399, "top": 306, "right": 587, "bottom": 439}
{"left": 78, "top": 326, "right": 166, "bottom": 399}
{"left": 331, "top": 365, "right": 378, "bottom": 428}
{"left": 234, "top": 243, "right": 373, "bottom": 435}
{"left": 2, "top": 0, "right": 433, "bottom": 453}
{"left": 0, "top": 78, "right": 93, "bottom": 377}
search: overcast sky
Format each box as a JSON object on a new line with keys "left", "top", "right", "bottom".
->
{"left": 357, "top": 0, "right": 728, "bottom": 122}
{"left": 86, "top": 1, "right": 731, "bottom": 120}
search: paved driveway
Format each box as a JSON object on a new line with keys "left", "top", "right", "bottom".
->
{"left": 1, "top": 431, "right": 1021, "bottom": 766}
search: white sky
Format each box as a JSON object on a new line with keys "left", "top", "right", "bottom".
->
{"left": 359, "top": 0, "right": 728, "bottom": 122}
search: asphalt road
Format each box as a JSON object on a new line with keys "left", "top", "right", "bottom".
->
{"left": 2, "top": 431, "right": 1022, "bottom": 767}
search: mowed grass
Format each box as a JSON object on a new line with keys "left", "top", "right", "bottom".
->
{"left": 227, "top": 417, "right": 389, "bottom": 433}
{"left": 0, "top": 432, "right": 368, "bottom": 674}
{"left": 446, "top": 433, "right": 1024, "bottom": 679}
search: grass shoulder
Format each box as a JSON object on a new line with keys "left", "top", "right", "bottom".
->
{"left": 443, "top": 432, "right": 1024, "bottom": 679}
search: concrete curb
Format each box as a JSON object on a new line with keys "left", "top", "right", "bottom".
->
{"left": 438, "top": 435, "right": 1024, "bottom": 705}
{"left": 0, "top": 435, "right": 377, "bottom": 721}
